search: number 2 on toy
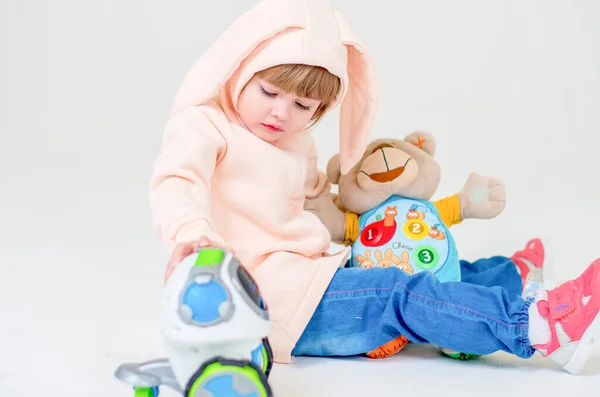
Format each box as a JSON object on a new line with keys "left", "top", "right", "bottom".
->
{"left": 403, "top": 219, "right": 428, "bottom": 240}
{"left": 411, "top": 223, "right": 422, "bottom": 234}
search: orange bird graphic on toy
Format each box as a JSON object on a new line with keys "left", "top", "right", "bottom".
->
{"left": 406, "top": 204, "right": 426, "bottom": 220}
{"left": 360, "top": 206, "right": 398, "bottom": 247}
{"left": 429, "top": 223, "right": 446, "bottom": 240}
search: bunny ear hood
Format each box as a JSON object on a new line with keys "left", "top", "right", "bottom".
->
{"left": 169, "top": 0, "right": 378, "bottom": 174}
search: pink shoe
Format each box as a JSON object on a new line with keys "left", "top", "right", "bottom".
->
{"left": 511, "top": 238, "right": 548, "bottom": 301}
{"left": 512, "top": 238, "right": 545, "bottom": 281}
{"left": 532, "top": 258, "right": 600, "bottom": 374}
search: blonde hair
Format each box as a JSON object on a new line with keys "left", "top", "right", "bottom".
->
{"left": 255, "top": 63, "right": 341, "bottom": 125}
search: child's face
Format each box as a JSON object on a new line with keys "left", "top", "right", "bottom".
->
{"left": 237, "top": 77, "right": 321, "bottom": 142}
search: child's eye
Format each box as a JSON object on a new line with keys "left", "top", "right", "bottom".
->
{"left": 295, "top": 101, "right": 311, "bottom": 111}
{"left": 260, "top": 86, "right": 276, "bottom": 97}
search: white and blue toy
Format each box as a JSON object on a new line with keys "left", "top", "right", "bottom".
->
{"left": 114, "top": 248, "right": 274, "bottom": 397}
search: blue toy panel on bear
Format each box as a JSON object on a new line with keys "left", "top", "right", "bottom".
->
{"left": 350, "top": 196, "right": 461, "bottom": 283}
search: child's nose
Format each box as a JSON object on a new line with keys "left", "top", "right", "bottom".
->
{"left": 271, "top": 102, "right": 289, "bottom": 120}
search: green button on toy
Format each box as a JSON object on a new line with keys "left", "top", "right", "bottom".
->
{"left": 194, "top": 248, "right": 225, "bottom": 267}
{"left": 413, "top": 245, "right": 439, "bottom": 270}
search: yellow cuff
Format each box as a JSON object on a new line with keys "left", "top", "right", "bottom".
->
{"left": 343, "top": 212, "right": 359, "bottom": 245}
{"left": 434, "top": 194, "right": 463, "bottom": 227}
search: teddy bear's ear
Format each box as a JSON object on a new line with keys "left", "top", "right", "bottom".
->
{"left": 404, "top": 131, "right": 436, "bottom": 157}
{"left": 326, "top": 153, "right": 342, "bottom": 185}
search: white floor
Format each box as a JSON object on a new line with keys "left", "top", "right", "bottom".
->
{"left": 2, "top": 168, "right": 599, "bottom": 397}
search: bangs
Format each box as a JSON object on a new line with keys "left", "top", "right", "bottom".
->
{"left": 255, "top": 64, "right": 340, "bottom": 106}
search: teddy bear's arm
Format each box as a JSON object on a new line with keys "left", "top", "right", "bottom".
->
{"left": 342, "top": 212, "right": 360, "bottom": 245}
{"left": 433, "top": 194, "right": 464, "bottom": 228}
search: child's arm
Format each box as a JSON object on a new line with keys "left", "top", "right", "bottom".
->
{"left": 149, "top": 107, "right": 227, "bottom": 251}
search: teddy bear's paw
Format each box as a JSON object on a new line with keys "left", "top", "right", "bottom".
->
{"left": 459, "top": 173, "right": 506, "bottom": 219}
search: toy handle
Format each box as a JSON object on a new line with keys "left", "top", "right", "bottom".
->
{"left": 165, "top": 237, "right": 234, "bottom": 284}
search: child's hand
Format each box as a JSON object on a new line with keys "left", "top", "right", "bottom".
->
{"left": 164, "top": 237, "right": 233, "bottom": 284}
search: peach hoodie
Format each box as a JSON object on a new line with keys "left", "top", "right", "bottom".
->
{"left": 149, "top": 0, "right": 378, "bottom": 363}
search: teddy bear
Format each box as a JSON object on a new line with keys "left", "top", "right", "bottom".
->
{"left": 304, "top": 130, "right": 506, "bottom": 360}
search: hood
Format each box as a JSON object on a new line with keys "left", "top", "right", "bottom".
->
{"left": 168, "top": 0, "right": 378, "bottom": 175}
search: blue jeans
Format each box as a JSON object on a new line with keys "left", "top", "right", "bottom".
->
{"left": 292, "top": 256, "right": 534, "bottom": 358}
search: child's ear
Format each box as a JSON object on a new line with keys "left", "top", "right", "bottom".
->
{"left": 404, "top": 131, "right": 436, "bottom": 157}
{"left": 326, "top": 154, "right": 341, "bottom": 184}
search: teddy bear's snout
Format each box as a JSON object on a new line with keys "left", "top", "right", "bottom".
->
{"left": 360, "top": 147, "right": 414, "bottom": 184}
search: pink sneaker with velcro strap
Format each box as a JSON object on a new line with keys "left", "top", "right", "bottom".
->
{"left": 532, "top": 258, "right": 600, "bottom": 374}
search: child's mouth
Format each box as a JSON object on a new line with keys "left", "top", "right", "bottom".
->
{"left": 261, "top": 123, "right": 283, "bottom": 133}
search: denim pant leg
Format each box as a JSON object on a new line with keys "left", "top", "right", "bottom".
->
{"left": 292, "top": 267, "right": 533, "bottom": 359}
{"left": 460, "top": 256, "right": 523, "bottom": 297}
